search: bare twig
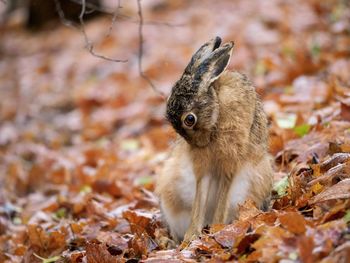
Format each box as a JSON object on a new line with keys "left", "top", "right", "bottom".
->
{"left": 55, "top": 0, "right": 127, "bottom": 62}
{"left": 56, "top": 0, "right": 168, "bottom": 97}
{"left": 69, "top": 0, "right": 184, "bottom": 27}
{"left": 54, "top": 0, "right": 78, "bottom": 28}
{"left": 105, "top": 0, "right": 122, "bottom": 37}
{"left": 79, "top": 0, "right": 127, "bottom": 62}
{"left": 69, "top": 0, "right": 111, "bottom": 13}
{"left": 136, "top": 0, "right": 166, "bottom": 98}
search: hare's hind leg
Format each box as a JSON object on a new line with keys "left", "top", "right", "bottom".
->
{"left": 156, "top": 151, "right": 195, "bottom": 242}
{"left": 160, "top": 202, "right": 191, "bottom": 243}
{"left": 250, "top": 156, "right": 274, "bottom": 210}
{"left": 228, "top": 158, "right": 273, "bottom": 220}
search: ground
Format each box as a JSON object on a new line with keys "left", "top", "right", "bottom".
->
{"left": 0, "top": 0, "right": 350, "bottom": 262}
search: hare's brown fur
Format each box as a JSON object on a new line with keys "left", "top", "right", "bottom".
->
{"left": 156, "top": 37, "right": 273, "bottom": 243}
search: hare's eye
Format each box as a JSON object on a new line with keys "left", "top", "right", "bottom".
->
{"left": 183, "top": 113, "right": 197, "bottom": 128}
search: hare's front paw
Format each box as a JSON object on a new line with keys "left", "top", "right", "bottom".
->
{"left": 179, "top": 226, "right": 200, "bottom": 249}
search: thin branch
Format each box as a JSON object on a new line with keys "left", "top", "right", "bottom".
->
{"left": 69, "top": 0, "right": 184, "bottom": 28}
{"left": 69, "top": 0, "right": 111, "bottom": 13}
{"left": 136, "top": 0, "right": 166, "bottom": 98}
{"left": 55, "top": 0, "right": 127, "bottom": 63}
{"left": 84, "top": 7, "right": 97, "bottom": 15}
{"left": 56, "top": 0, "right": 168, "bottom": 97}
{"left": 105, "top": 0, "right": 122, "bottom": 37}
{"left": 79, "top": 0, "right": 127, "bottom": 62}
{"left": 54, "top": 0, "right": 79, "bottom": 28}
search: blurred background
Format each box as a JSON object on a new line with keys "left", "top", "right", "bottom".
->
{"left": 0, "top": 0, "right": 350, "bottom": 262}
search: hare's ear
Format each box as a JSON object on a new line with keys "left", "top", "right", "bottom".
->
{"left": 195, "top": 42, "right": 234, "bottom": 84}
{"left": 184, "top": 37, "right": 222, "bottom": 74}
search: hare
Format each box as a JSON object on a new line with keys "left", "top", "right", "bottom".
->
{"left": 156, "top": 37, "right": 273, "bottom": 244}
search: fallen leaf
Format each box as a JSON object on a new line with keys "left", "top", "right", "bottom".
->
{"left": 238, "top": 200, "right": 261, "bottom": 221}
{"left": 310, "top": 179, "right": 350, "bottom": 204}
{"left": 298, "top": 235, "right": 314, "bottom": 263}
{"left": 308, "top": 162, "right": 350, "bottom": 187}
{"left": 320, "top": 153, "right": 350, "bottom": 173}
{"left": 278, "top": 211, "right": 306, "bottom": 234}
{"left": 92, "top": 179, "right": 123, "bottom": 198}
{"left": 129, "top": 233, "right": 158, "bottom": 258}
{"left": 294, "top": 124, "right": 311, "bottom": 137}
{"left": 273, "top": 176, "right": 289, "bottom": 197}
{"left": 320, "top": 241, "right": 350, "bottom": 263}
{"left": 86, "top": 242, "right": 120, "bottom": 263}
{"left": 340, "top": 102, "right": 350, "bottom": 121}
{"left": 311, "top": 182, "right": 324, "bottom": 194}
{"left": 213, "top": 221, "right": 250, "bottom": 248}
{"left": 123, "top": 210, "right": 159, "bottom": 237}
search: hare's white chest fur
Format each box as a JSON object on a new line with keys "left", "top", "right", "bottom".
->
{"left": 159, "top": 149, "right": 264, "bottom": 242}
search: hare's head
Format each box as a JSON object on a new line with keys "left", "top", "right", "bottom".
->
{"left": 166, "top": 37, "right": 234, "bottom": 147}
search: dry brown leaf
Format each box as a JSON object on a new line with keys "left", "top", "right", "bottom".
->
{"left": 129, "top": 233, "right": 158, "bottom": 258}
{"left": 123, "top": 210, "right": 159, "bottom": 237}
{"left": 340, "top": 102, "right": 350, "bottom": 121}
{"left": 298, "top": 235, "right": 315, "bottom": 263}
{"left": 278, "top": 211, "right": 306, "bottom": 235}
{"left": 70, "top": 251, "right": 85, "bottom": 263}
{"left": 86, "top": 242, "right": 119, "bottom": 263}
{"left": 320, "top": 153, "right": 350, "bottom": 173}
{"left": 320, "top": 241, "right": 350, "bottom": 263}
{"left": 92, "top": 179, "right": 123, "bottom": 198}
{"left": 310, "top": 179, "right": 350, "bottom": 204}
{"left": 238, "top": 200, "right": 261, "bottom": 221}
{"left": 27, "top": 224, "right": 48, "bottom": 248}
{"left": 47, "top": 230, "right": 67, "bottom": 250}
{"left": 252, "top": 225, "right": 293, "bottom": 261}
{"left": 308, "top": 162, "right": 350, "bottom": 187}
{"left": 213, "top": 221, "right": 250, "bottom": 248}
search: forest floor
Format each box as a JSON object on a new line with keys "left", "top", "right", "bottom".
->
{"left": 0, "top": 0, "right": 350, "bottom": 262}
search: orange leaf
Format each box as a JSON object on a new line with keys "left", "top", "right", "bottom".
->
{"left": 278, "top": 211, "right": 306, "bottom": 235}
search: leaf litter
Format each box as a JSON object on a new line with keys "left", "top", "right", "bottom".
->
{"left": 0, "top": 0, "right": 350, "bottom": 262}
